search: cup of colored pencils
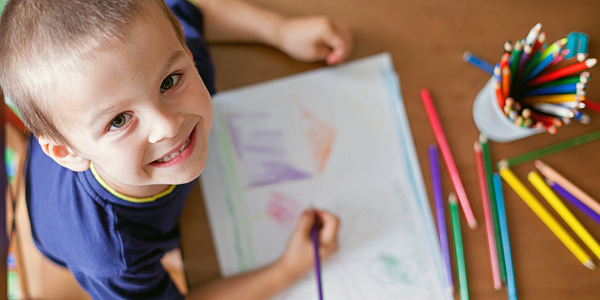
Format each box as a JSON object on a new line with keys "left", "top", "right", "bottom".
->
{"left": 472, "top": 23, "right": 596, "bottom": 142}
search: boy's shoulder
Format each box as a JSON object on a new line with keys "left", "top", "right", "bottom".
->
{"left": 25, "top": 136, "right": 195, "bottom": 276}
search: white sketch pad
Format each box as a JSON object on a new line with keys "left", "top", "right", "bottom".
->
{"left": 200, "top": 53, "right": 451, "bottom": 300}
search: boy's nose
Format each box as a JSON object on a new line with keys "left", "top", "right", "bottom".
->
{"left": 148, "top": 109, "right": 184, "bottom": 144}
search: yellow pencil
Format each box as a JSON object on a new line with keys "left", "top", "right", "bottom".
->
{"left": 528, "top": 171, "right": 600, "bottom": 261}
{"left": 499, "top": 166, "right": 595, "bottom": 270}
{"left": 522, "top": 94, "right": 583, "bottom": 104}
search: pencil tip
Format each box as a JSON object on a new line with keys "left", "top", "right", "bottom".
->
{"left": 473, "top": 140, "right": 481, "bottom": 152}
{"left": 479, "top": 133, "right": 488, "bottom": 144}
{"left": 585, "top": 260, "right": 596, "bottom": 270}
{"left": 468, "top": 220, "right": 478, "bottom": 230}
{"left": 462, "top": 51, "right": 472, "bottom": 61}
{"left": 448, "top": 192, "right": 457, "bottom": 204}
{"left": 498, "top": 159, "right": 509, "bottom": 170}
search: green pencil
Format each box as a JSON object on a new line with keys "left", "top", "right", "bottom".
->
{"left": 480, "top": 135, "right": 506, "bottom": 282}
{"left": 510, "top": 40, "right": 523, "bottom": 87}
{"left": 496, "top": 129, "right": 600, "bottom": 169}
{"left": 449, "top": 192, "right": 469, "bottom": 300}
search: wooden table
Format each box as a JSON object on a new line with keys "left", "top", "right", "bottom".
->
{"left": 180, "top": 0, "right": 600, "bottom": 299}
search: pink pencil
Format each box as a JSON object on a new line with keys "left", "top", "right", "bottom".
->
{"left": 420, "top": 88, "right": 478, "bottom": 229}
{"left": 474, "top": 141, "right": 502, "bottom": 290}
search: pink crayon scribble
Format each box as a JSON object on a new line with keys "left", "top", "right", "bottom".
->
{"left": 267, "top": 192, "right": 301, "bottom": 226}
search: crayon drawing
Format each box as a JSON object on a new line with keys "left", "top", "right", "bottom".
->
{"left": 226, "top": 103, "right": 335, "bottom": 188}
{"left": 201, "top": 53, "right": 449, "bottom": 300}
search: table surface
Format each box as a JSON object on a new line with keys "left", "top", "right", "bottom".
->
{"left": 179, "top": 1, "right": 600, "bottom": 299}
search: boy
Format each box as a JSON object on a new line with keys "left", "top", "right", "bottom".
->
{"left": 0, "top": 0, "right": 352, "bottom": 298}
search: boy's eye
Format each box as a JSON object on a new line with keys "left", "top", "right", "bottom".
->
{"left": 110, "top": 113, "right": 132, "bottom": 130}
{"left": 160, "top": 74, "right": 181, "bottom": 92}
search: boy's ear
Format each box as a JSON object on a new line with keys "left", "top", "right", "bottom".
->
{"left": 38, "top": 137, "right": 91, "bottom": 172}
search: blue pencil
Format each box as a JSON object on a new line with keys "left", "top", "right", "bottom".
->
{"left": 546, "top": 178, "right": 600, "bottom": 227}
{"left": 525, "top": 83, "right": 586, "bottom": 96}
{"left": 493, "top": 173, "right": 517, "bottom": 300}
{"left": 521, "top": 52, "right": 559, "bottom": 84}
{"left": 428, "top": 144, "right": 454, "bottom": 295}
{"left": 463, "top": 51, "right": 495, "bottom": 75}
{"left": 311, "top": 215, "right": 324, "bottom": 300}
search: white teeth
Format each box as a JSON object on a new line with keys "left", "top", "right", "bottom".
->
{"left": 155, "top": 136, "right": 191, "bottom": 163}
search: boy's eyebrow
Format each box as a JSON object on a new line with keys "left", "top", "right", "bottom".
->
{"left": 161, "top": 50, "right": 188, "bottom": 77}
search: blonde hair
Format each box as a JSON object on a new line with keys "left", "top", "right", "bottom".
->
{"left": 0, "top": 0, "right": 186, "bottom": 146}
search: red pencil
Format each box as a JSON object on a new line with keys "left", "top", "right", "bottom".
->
{"left": 527, "top": 58, "right": 597, "bottom": 86}
{"left": 420, "top": 88, "right": 477, "bottom": 229}
{"left": 583, "top": 98, "right": 600, "bottom": 114}
{"left": 532, "top": 31, "right": 546, "bottom": 55}
{"left": 474, "top": 141, "right": 502, "bottom": 290}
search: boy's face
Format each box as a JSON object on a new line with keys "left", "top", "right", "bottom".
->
{"left": 50, "top": 13, "right": 213, "bottom": 198}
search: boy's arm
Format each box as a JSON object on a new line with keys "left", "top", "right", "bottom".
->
{"left": 187, "top": 209, "right": 339, "bottom": 300}
{"left": 189, "top": 0, "right": 353, "bottom": 64}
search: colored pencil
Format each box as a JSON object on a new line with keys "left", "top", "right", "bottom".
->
{"left": 311, "top": 213, "right": 324, "bottom": 300}
{"left": 474, "top": 141, "right": 502, "bottom": 290}
{"left": 449, "top": 192, "right": 469, "bottom": 300}
{"left": 523, "top": 94, "right": 583, "bottom": 104}
{"left": 574, "top": 111, "right": 591, "bottom": 124}
{"left": 428, "top": 145, "right": 454, "bottom": 294}
{"left": 540, "top": 38, "right": 567, "bottom": 61}
{"left": 521, "top": 52, "right": 559, "bottom": 84}
{"left": 480, "top": 135, "right": 506, "bottom": 282}
{"left": 495, "top": 129, "right": 600, "bottom": 169}
{"left": 546, "top": 178, "right": 600, "bottom": 227}
{"left": 502, "top": 66, "right": 511, "bottom": 97}
{"left": 498, "top": 166, "right": 595, "bottom": 270}
{"left": 535, "top": 160, "right": 600, "bottom": 217}
{"left": 510, "top": 40, "right": 523, "bottom": 86}
{"left": 420, "top": 88, "right": 477, "bottom": 229}
{"left": 463, "top": 51, "right": 495, "bottom": 75}
{"left": 526, "top": 58, "right": 597, "bottom": 86}
{"left": 521, "top": 51, "right": 542, "bottom": 81}
{"left": 493, "top": 173, "right": 517, "bottom": 300}
{"left": 538, "top": 72, "right": 589, "bottom": 88}
{"left": 532, "top": 31, "right": 546, "bottom": 55}
{"left": 530, "top": 103, "right": 575, "bottom": 118}
{"left": 528, "top": 171, "right": 600, "bottom": 260}
{"left": 525, "top": 82, "right": 585, "bottom": 97}
{"left": 582, "top": 98, "right": 600, "bottom": 114}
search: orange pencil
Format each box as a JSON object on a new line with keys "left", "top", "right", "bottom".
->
{"left": 420, "top": 88, "right": 478, "bottom": 229}
{"left": 527, "top": 58, "right": 597, "bottom": 86}
{"left": 502, "top": 65, "right": 511, "bottom": 97}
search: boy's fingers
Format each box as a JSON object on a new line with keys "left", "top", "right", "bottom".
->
{"left": 315, "top": 210, "right": 340, "bottom": 246}
{"left": 294, "top": 209, "right": 316, "bottom": 236}
{"left": 323, "top": 22, "right": 352, "bottom": 64}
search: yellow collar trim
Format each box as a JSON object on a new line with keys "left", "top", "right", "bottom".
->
{"left": 89, "top": 163, "right": 176, "bottom": 203}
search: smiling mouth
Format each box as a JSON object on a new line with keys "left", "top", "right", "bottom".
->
{"left": 153, "top": 130, "right": 193, "bottom": 164}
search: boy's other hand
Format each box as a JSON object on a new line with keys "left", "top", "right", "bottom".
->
{"left": 276, "top": 16, "right": 353, "bottom": 65}
{"left": 277, "top": 209, "right": 340, "bottom": 280}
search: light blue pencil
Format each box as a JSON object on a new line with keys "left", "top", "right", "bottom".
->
{"left": 493, "top": 173, "right": 517, "bottom": 300}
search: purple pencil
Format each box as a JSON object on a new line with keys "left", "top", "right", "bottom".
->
{"left": 546, "top": 178, "right": 600, "bottom": 227}
{"left": 428, "top": 145, "right": 454, "bottom": 294}
{"left": 311, "top": 216, "right": 324, "bottom": 300}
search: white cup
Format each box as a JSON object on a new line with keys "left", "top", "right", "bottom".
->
{"left": 472, "top": 78, "right": 540, "bottom": 142}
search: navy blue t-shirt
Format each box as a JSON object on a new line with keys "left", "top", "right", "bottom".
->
{"left": 26, "top": 1, "right": 215, "bottom": 298}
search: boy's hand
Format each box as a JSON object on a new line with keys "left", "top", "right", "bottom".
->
{"left": 276, "top": 16, "right": 353, "bottom": 65}
{"left": 277, "top": 209, "right": 340, "bottom": 280}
